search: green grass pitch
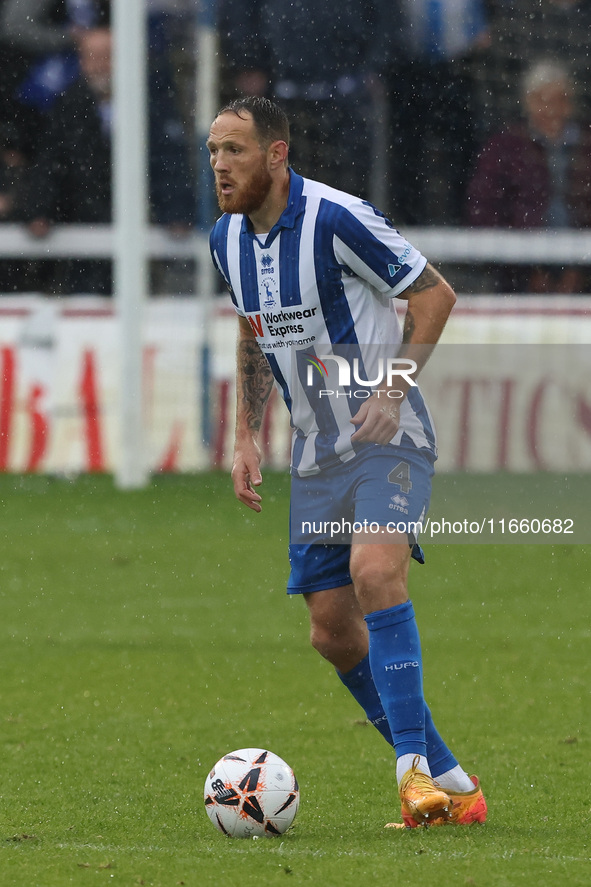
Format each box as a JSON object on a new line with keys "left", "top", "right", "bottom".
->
{"left": 0, "top": 472, "right": 588, "bottom": 886}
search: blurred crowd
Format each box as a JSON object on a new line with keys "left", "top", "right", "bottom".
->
{"left": 1, "top": 0, "right": 591, "bottom": 295}
{"left": 0, "top": 0, "right": 196, "bottom": 294}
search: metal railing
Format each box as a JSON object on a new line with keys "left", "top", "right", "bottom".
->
{"left": 1, "top": 224, "right": 590, "bottom": 264}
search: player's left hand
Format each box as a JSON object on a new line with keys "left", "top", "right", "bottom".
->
{"left": 350, "top": 396, "right": 401, "bottom": 445}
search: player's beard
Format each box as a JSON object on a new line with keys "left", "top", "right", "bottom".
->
{"left": 215, "top": 155, "right": 273, "bottom": 215}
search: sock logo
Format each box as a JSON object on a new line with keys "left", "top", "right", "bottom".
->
{"left": 384, "top": 661, "right": 419, "bottom": 671}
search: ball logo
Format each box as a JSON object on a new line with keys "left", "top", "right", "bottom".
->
{"left": 204, "top": 748, "right": 299, "bottom": 838}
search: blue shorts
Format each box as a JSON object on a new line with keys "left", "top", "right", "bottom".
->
{"left": 287, "top": 444, "right": 435, "bottom": 594}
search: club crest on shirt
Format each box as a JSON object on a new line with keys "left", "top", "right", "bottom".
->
{"left": 261, "top": 277, "right": 278, "bottom": 308}
{"left": 259, "top": 252, "right": 278, "bottom": 305}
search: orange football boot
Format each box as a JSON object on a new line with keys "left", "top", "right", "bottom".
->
{"left": 395, "top": 756, "right": 452, "bottom": 827}
{"left": 386, "top": 773, "right": 486, "bottom": 829}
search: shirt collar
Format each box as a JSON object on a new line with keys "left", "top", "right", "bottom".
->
{"left": 278, "top": 168, "right": 305, "bottom": 228}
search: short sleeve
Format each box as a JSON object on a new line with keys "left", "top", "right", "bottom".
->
{"left": 333, "top": 200, "right": 427, "bottom": 297}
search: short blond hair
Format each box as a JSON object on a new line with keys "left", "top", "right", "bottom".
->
{"left": 522, "top": 59, "right": 573, "bottom": 98}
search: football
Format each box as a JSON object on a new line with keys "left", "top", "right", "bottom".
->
{"left": 204, "top": 748, "right": 300, "bottom": 838}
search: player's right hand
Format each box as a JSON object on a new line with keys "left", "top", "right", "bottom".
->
{"left": 231, "top": 444, "right": 263, "bottom": 512}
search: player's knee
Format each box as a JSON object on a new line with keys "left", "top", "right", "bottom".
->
{"left": 349, "top": 558, "right": 388, "bottom": 593}
{"left": 309, "top": 621, "right": 340, "bottom": 661}
{"left": 309, "top": 621, "right": 364, "bottom": 668}
{"left": 350, "top": 557, "right": 408, "bottom": 609}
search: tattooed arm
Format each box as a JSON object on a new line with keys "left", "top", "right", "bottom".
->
{"left": 351, "top": 262, "right": 456, "bottom": 444}
{"left": 398, "top": 262, "right": 456, "bottom": 350}
{"left": 231, "top": 315, "right": 275, "bottom": 511}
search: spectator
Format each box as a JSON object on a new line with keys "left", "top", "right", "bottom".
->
{"left": 219, "top": 0, "right": 393, "bottom": 199}
{"left": 20, "top": 25, "right": 194, "bottom": 295}
{"left": 0, "top": 121, "right": 34, "bottom": 292}
{"left": 487, "top": 1, "right": 591, "bottom": 119}
{"left": 0, "top": 0, "right": 72, "bottom": 160}
{"left": 0, "top": 1, "right": 110, "bottom": 159}
{"left": 0, "top": 122, "right": 26, "bottom": 222}
{"left": 466, "top": 58, "right": 591, "bottom": 294}
{"left": 385, "top": 0, "right": 490, "bottom": 225}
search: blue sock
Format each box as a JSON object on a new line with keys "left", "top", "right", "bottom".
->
{"left": 337, "top": 654, "right": 394, "bottom": 744}
{"left": 425, "top": 705, "right": 458, "bottom": 777}
{"left": 364, "top": 600, "right": 427, "bottom": 759}
{"left": 337, "top": 644, "right": 459, "bottom": 773}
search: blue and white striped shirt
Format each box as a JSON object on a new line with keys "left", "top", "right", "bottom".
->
{"left": 210, "top": 171, "right": 437, "bottom": 476}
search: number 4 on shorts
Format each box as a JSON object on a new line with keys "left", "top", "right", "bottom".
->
{"left": 388, "top": 460, "right": 412, "bottom": 494}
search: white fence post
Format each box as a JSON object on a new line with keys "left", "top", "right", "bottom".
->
{"left": 112, "top": 0, "right": 149, "bottom": 489}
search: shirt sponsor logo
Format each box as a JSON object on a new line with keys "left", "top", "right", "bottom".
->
{"left": 388, "top": 244, "right": 412, "bottom": 277}
{"left": 247, "top": 307, "right": 318, "bottom": 339}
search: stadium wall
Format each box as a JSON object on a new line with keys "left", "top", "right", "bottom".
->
{"left": 0, "top": 295, "right": 590, "bottom": 475}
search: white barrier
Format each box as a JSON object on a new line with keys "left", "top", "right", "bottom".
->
{"left": 0, "top": 294, "right": 590, "bottom": 474}
{"left": 2, "top": 224, "right": 591, "bottom": 263}
{"left": 0, "top": 297, "right": 207, "bottom": 473}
